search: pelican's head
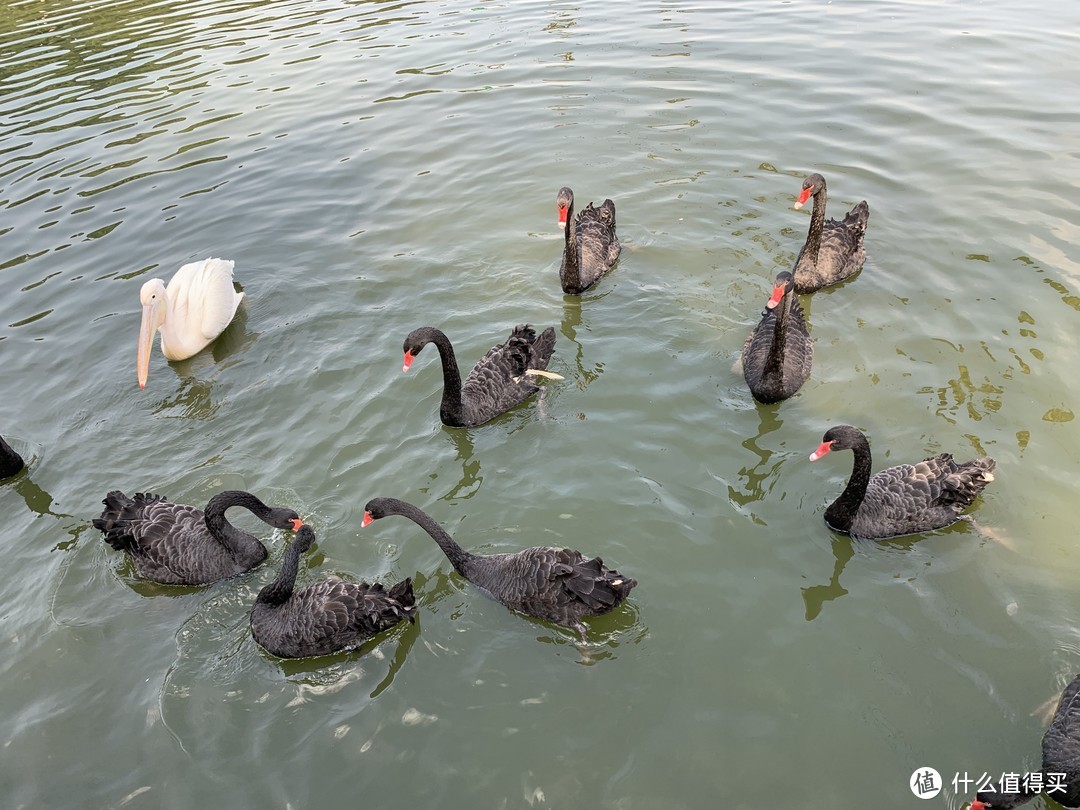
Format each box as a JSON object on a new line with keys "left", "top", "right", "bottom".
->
{"left": 137, "top": 278, "right": 168, "bottom": 389}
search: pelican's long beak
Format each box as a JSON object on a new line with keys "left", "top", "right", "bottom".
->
{"left": 137, "top": 301, "right": 159, "bottom": 389}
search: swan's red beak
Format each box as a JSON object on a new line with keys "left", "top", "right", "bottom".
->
{"left": 767, "top": 282, "right": 786, "bottom": 310}
{"left": 794, "top": 186, "right": 813, "bottom": 209}
{"left": 809, "top": 440, "right": 833, "bottom": 461}
{"left": 402, "top": 350, "right": 414, "bottom": 373}
{"left": 969, "top": 802, "right": 986, "bottom": 810}
{"left": 290, "top": 518, "right": 304, "bottom": 531}
{"left": 557, "top": 204, "right": 569, "bottom": 230}
{"left": 361, "top": 511, "right": 374, "bottom": 528}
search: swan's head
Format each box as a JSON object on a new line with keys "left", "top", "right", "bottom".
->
{"left": 402, "top": 327, "right": 438, "bottom": 373}
{"left": 556, "top": 186, "right": 574, "bottom": 230}
{"left": 361, "top": 497, "right": 398, "bottom": 527}
{"left": 137, "top": 278, "right": 169, "bottom": 389}
{"left": 809, "top": 425, "right": 864, "bottom": 461}
{"left": 266, "top": 507, "right": 303, "bottom": 532}
{"left": 291, "top": 524, "right": 317, "bottom": 554}
{"left": 794, "top": 173, "right": 827, "bottom": 209}
{"left": 766, "top": 271, "right": 794, "bottom": 310}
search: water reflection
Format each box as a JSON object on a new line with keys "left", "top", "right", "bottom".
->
{"left": 802, "top": 533, "right": 924, "bottom": 621}
{"left": 439, "top": 428, "right": 482, "bottom": 502}
{"left": 801, "top": 535, "right": 854, "bottom": 621}
{"left": 0, "top": 440, "right": 75, "bottom": 531}
{"left": 276, "top": 612, "right": 420, "bottom": 697}
{"left": 728, "top": 405, "right": 784, "bottom": 521}
{"left": 152, "top": 375, "right": 221, "bottom": 420}
{"left": 150, "top": 304, "right": 254, "bottom": 418}
{"left": 538, "top": 600, "right": 648, "bottom": 666}
{"left": 560, "top": 296, "right": 605, "bottom": 393}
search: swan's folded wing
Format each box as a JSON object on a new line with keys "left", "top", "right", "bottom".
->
{"left": 575, "top": 203, "right": 620, "bottom": 288}
{"left": 461, "top": 325, "right": 554, "bottom": 422}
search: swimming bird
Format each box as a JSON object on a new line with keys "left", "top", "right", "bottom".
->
{"left": 792, "top": 173, "right": 869, "bottom": 293}
{"left": 94, "top": 490, "right": 301, "bottom": 585}
{"left": 361, "top": 497, "right": 636, "bottom": 641}
{"left": 137, "top": 257, "right": 244, "bottom": 388}
{"left": 250, "top": 524, "right": 415, "bottom": 659}
{"left": 557, "top": 187, "right": 621, "bottom": 294}
{"left": 0, "top": 434, "right": 25, "bottom": 479}
{"left": 402, "top": 324, "right": 558, "bottom": 427}
{"left": 741, "top": 271, "right": 813, "bottom": 403}
{"left": 970, "top": 672, "right": 1080, "bottom": 808}
{"left": 809, "top": 425, "right": 995, "bottom": 540}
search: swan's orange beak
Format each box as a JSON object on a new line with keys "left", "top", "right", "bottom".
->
{"left": 970, "top": 801, "right": 987, "bottom": 810}
{"left": 794, "top": 186, "right": 813, "bottom": 209}
{"left": 767, "top": 282, "right": 786, "bottom": 310}
{"left": 557, "top": 204, "right": 569, "bottom": 230}
{"left": 402, "top": 350, "right": 414, "bottom": 373}
{"left": 809, "top": 440, "right": 833, "bottom": 461}
{"left": 290, "top": 518, "right": 304, "bottom": 531}
{"left": 361, "top": 511, "right": 373, "bottom": 528}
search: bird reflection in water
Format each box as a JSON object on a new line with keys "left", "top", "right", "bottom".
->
{"left": 439, "top": 428, "right": 483, "bottom": 503}
{"left": 560, "top": 296, "right": 605, "bottom": 393}
{"left": 149, "top": 304, "right": 255, "bottom": 418}
{"left": 728, "top": 406, "right": 785, "bottom": 521}
{"left": 801, "top": 535, "right": 855, "bottom": 621}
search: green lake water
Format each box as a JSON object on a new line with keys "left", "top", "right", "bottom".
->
{"left": 2, "top": 0, "right": 1079, "bottom": 807}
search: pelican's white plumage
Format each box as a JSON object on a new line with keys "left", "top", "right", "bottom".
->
{"left": 137, "top": 258, "right": 244, "bottom": 388}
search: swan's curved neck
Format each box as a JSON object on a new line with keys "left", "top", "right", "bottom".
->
{"left": 420, "top": 329, "right": 465, "bottom": 425}
{"left": 824, "top": 437, "right": 872, "bottom": 533}
{"left": 203, "top": 491, "right": 270, "bottom": 553}
{"left": 763, "top": 291, "right": 791, "bottom": 375}
{"left": 257, "top": 537, "right": 303, "bottom": 606}
{"left": 385, "top": 499, "right": 474, "bottom": 576}
{"left": 801, "top": 186, "right": 828, "bottom": 268}
{"left": 561, "top": 197, "right": 583, "bottom": 292}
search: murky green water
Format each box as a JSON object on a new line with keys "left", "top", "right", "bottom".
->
{"left": 3, "top": 0, "right": 1080, "bottom": 806}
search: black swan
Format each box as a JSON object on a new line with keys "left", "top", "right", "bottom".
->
{"left": 970, "top": 673, "right": 1080, "bottom": 809}
{"left": 250, "top": 524, "right": 416, "bottom": 659}
{"left": 791, "top": 173, "right": 869, "bottom": 293}
{"left": 402, "top": 324, "right": 558, "bottom": 428}
{"left": 0, "top": 434, "right": 25, "bottom": 479}
{"left": 741, "top": 271, "right": 813, "bottom": 403}
{"left": 94, "top": 490, "right": 302, "bottom": 585}
{"left": 557, "top": 187, "right": 621, "bottom": 294}
{"left": 361, "top": 497, "right": 636, "bottom": 641}
{"left": 809, "top": 425, "right": 996, "bottom": 540}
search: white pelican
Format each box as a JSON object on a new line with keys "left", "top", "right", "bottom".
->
{"left": 136, "top": 258, "right": 244, "bottom": 388}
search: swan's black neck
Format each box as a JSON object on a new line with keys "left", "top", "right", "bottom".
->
{"left": 256, "top": 526, "right": 315, "bottom": 606}
{"left": 799, "top": 185, "right": 828, "bottom": 272}
{"left": 203, "top": 491, "right": 274, "bottom": 554}
{"left": 380, "top": 498, "right": 474, "bottom": 576}
{"left": 560, "top": 196, "right": 584, "bottom": 293}
{"left": 416, "top": 328, "right": 466, "bottom": 426}
{"left": 824, "top": 434, "right": 872, "bottom": 533}
{"left": 763, "top": 289, "right": 792, "bottom": 376}
{"left": 0, "top": 435, "right": 25, "bottom": 479}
